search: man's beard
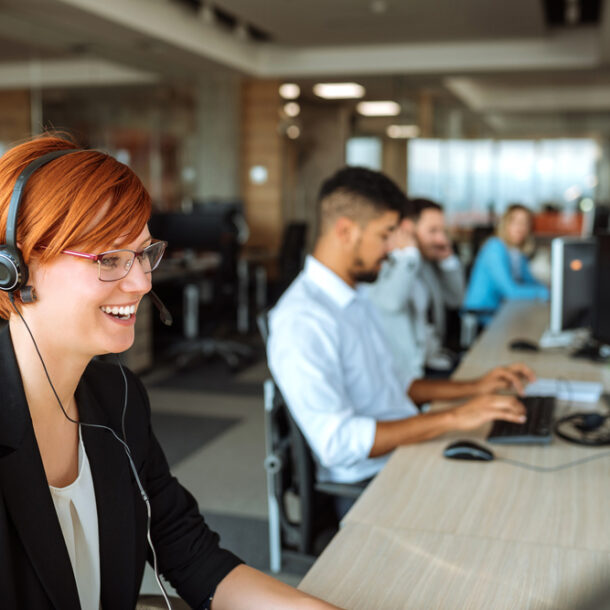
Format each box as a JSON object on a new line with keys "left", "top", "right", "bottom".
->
{"left": 352, "top": 270, "right": 380, "bottom": 283}
{"left": 350, "top": 253, "right": 388, "bottom": 284}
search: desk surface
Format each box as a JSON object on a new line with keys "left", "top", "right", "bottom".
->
{"left": 299, "top": 301, "right": 610, "bottom": 608}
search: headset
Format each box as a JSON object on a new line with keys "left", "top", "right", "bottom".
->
{"left": 1, "top": 149, "right": 174, "bottom": 609}
{"left": 0, "top": 149, "right": 80, "bottom": 303}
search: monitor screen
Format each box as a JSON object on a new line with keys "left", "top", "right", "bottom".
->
{"left": 592, "top": 233, "right": 610, "bottom": 345}
{"left": 549, "top": 237, "right": 596, "bottom": 334}
{"left": 148, "top": 203, "right": 242, "bottom": 252}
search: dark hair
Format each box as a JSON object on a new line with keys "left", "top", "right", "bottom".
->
{"left": 319, "top": 166, "right": 407, "bottom": 212}
{"left": 317, "top": 167, "right": 406, "bottom": 232}
{"left": 407, "top": 197, "right": 443, "bottom": 221}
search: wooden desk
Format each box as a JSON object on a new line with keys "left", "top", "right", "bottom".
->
{"left": 299, "top": 302, "right": 610, "bottom": 608}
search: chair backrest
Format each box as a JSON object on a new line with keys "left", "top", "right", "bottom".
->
{"left": 258, "top": 308, "right": 339, "bottom": 555}
{"left": 265, "top": 379, "right": 329, "bottom": 554}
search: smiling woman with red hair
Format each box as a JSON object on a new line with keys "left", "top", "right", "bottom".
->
{"left": 0, "top": 135, "right": 340, "bottom": 610}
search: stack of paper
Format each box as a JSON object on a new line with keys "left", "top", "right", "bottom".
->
{"left": 525, "top": 378, "right": 603, "bottom": 403}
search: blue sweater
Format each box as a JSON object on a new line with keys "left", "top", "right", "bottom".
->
{"left": 463, "top": 237, "right": 549, "bottom": 314}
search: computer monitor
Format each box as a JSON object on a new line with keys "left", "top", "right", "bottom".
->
{"left": 582, "top": 204, "right": 610, "bottom": 237}
{"left": 148, "top": 203, "right": 243, "bottom": 252}
{"left": 549, "top": 237, "right": 596, "bottom": 335}
{"left": 592, "top": 233, "right": 610, "bottom": 345}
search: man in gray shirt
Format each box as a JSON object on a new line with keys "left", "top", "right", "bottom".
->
{"left": 369, "top": 198, "right": 464, "bottom": 376}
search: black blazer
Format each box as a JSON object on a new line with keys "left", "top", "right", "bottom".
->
{"left": 0, "top": 328, "right": 241, "bottom": 609}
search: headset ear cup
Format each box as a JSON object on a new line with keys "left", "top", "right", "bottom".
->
{"left": 0, "top": 245, "right": 28, "bottom": 293}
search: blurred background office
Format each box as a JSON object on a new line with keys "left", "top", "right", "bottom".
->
{"left": 0, "top": 0, "right": 608, "bottom": 592}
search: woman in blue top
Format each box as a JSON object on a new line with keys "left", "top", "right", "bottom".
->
{"left": 464, "top": 204, "right": 549, "bottom": 322}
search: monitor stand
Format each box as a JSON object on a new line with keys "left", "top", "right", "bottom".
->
{"left": 538, "top": 328, "right": 588, "bottom": 349}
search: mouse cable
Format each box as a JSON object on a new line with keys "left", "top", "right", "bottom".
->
{"left": 496, "top": 450, "right": 610, "bottom": 473}
{"left": 9, "top": 294, "right": 173, "bottom": 610}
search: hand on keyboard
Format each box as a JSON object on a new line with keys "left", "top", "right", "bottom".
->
{"left": 487, "top": 396, "right": 557, "bottom": 444}
{"left": 451, "top": 394, "right": 527, "bottom": 431}
{"left": 474, "top": 363, "right": 536, "bottom": 396}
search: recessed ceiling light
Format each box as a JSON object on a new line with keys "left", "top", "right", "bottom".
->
{"left": 279, "top": 83, "right": 300, "bottom": 99}
{"left": 370, "top": 0, "right": 387, "bottom": 14}
{"left": 313, "top": 82, "right": 365, "bottom": 99}
{"left": 284, "top": 102, "right": 300, "bottom": 117}
{"left": 357, "top": 101, "right": 401, "bottom": 116}
{"left": 386, "top": 124, "right": 420, "bottom": 139}
{"left": 286, "top": 125, "right": 301, "bottom": 139}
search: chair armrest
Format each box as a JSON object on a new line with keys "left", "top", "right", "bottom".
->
{"left": 314, "top": 481, "right": 364, "bottom": 499}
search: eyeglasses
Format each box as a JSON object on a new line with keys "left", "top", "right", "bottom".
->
{"left": 60, "top": 240, "right": 167, "bottom": 282}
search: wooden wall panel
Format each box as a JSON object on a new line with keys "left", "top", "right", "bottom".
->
{"left": 241, "top": 79, "right": 283, "bottom": 251}
{"left": 0, "top": 90, "right": 31, "bottom": 146}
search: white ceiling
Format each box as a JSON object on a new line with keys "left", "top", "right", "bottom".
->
{"left": 0, "top": 0, "right": 608, "bottom": 136}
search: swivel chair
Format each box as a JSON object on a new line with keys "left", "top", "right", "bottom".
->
{"left": 257, "top": 311, "right": 363, "bottom": 573}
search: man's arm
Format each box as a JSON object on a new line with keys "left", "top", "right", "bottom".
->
{"left": 407, "top": 363, "right": 536, "bottom": 404}
{"left": 369, "top": 394, "right": 526, "bottom": 458}
{"left": 367, "top": 247, "right": 420, "bottom": 312}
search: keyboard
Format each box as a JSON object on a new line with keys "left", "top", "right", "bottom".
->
{"left": 487, "top": 396, "right": 556, "bottom": 444}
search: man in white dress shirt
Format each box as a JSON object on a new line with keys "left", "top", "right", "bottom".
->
{"left": 268, "top": 167, "right": 530, "bottom": 486}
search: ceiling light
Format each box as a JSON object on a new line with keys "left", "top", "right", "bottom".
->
{"left": 386, "top": 124, "right": 420, "bottom": 139}
{"left": 286, "top": 125, "right": 301, "bottom": 139}
{"left": 313, "top": 82, "right": 365, "bottom": 99}
{"left": 357, "top": 101, "right": 401, "bottom": 116}
{"left": 370, "top": 0, "right": 387, "bottom": 14}
{"left": 279, "top": 83, "right": 300, "bottom": 99}
{"left": 284, "top": 102, "right": 300, "bottom": 117}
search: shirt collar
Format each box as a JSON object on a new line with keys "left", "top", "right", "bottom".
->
{"left": 304, "top": 255, "right": 357, "bottom": 309}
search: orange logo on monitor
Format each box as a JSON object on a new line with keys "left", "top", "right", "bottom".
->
{"left": 570, "top": 259, "right": 583, "bottom": 271}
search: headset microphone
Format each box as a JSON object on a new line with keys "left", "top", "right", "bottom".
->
{"left": 149, "top": 290, "right": 173, "bottom": 326}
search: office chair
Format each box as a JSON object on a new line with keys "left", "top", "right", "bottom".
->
{"left": 263, "top": 378, "right": 363, "bottom": 573}
{"left": 257, "top": 311, "right": 363, "bottom": 572}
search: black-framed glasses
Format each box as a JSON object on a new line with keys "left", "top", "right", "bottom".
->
{"left": 61, "top": 240, "right": 167, "bottom": 282}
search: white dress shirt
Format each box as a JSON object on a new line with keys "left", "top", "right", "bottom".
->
{"left": 268, "top": 255, "right": 419, "bottom": 484}
{"left": 50, "top": 432, "right": 101, "bottom": 610}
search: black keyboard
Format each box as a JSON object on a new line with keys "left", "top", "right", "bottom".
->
{"left": 487, "top": 396, "right": 556, "bottom": 444}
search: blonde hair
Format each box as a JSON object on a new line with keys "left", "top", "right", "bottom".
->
{"left": 496, "top": 204, "right": 535, "bottom": 255}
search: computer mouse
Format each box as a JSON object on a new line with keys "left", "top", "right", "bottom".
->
{"left": 508, "top": 339, "right": 539, "bottom": 352}
{"left": 443, "top": 440, "right": 495, "bottom": 461}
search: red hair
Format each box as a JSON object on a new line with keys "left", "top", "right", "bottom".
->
{"left": 0, "top": 134, "right": 151, "bottom": 318}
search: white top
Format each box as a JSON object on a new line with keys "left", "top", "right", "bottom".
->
{"left": 49, "top": 432, "right": 101, "bottom": 610}
{"left": 268, "top": 256, "right": 419, "bottom": 484}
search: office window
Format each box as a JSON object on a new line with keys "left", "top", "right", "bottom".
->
{"left": 408, "top": 138, "right": 598, "bottom": 223}
{"left": 346, "top": 137, "right": 382, "bottom": 170}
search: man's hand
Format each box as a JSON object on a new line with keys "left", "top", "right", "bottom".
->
{"left": 451, "top": 394, "right": 526, "bottom": 430}
{"left": 433, "top": 234, "right": 454, "bottom": 260}
{"left": 474, "top": 363, "right": 536, "bottom": 396}
{"left": 388, "top": 220, "right": 417, "bottom": 251}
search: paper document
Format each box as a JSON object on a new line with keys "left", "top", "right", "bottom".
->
{"left": 525, "top": 378, "right": 603, "bottom": 403}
